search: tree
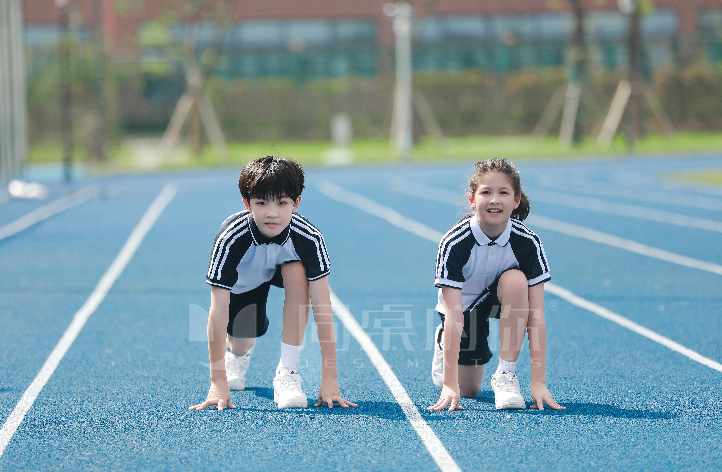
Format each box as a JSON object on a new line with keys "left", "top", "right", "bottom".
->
{"left": 121, "top": 0, "right": 234, "bottom": 160}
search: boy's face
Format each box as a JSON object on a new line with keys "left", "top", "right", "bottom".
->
{"left": 243, "top": 195, "right": 301, "bottom": 238}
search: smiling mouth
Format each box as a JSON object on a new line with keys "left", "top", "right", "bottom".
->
{"left": 487, "top": 209, "right": 502, "bottom": 213}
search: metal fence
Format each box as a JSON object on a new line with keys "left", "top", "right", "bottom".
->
{"left": 0, "top": 0, "right": 26, "bottom": 182}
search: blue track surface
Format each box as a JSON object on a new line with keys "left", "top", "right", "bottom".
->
{"left": 1, "top": 155, "right": 721, "bottom": 471}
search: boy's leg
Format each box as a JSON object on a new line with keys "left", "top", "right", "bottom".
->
{"left": 225, "top": 336, "right": 255, "bottom": 391}
{"left": 274, "top": 261, "right": 310, "bottom": 408}
{"left": 458, "top": 365, "right": 485, "bottom": 398}
{"left": 227, "top": 335, "right": 255, "bottom": 356}
{"left": 280, "top": 261, "right": 311, "bottom": 348}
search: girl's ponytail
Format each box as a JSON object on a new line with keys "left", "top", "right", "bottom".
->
{"left": 512, "top": 191, "right": 530, "bottom": 221}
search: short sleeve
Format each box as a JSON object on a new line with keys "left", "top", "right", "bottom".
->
{"left": 206, "top": 213, "right": 251, "bottom": 289}
{"left": 290, "top": 215, "right": 331, "bottom": 281}
{"left": 510, "top": 222, "right": 550, "bottom": 286}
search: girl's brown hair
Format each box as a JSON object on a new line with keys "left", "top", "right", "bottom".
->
{"left": 469, "top": 158, "right": 530, "bottom": 221}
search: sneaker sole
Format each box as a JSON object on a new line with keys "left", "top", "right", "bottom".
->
{"left": 275, "top": 397, "right": 308, "bottom": 408}
{"left": 273, "top": 389, "right": 308, "bottom": 408}
{"left": 495, "top": 400, "right": 526, "bottom": 410}
{"left": 228, "top": 379, "right": 245, "bottom": 391}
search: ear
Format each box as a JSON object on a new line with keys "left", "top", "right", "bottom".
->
{"left": 242, "top": 197, "right": 251, "bottom": 211}
{"left": 292, "top": 196, "right": 302, "bottom": 212}
{"left": 513, "top": 193, "right": 521, "bottom": 209}
{"left": 468, "top": 193, "right": 474, "bottom": 208}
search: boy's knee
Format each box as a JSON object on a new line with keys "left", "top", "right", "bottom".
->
{"left": 499, "top": 269, "right": 528, "bottom": 293}
{"left": 281, "top": 261, "right": 307, "bottom": 283}
{"left": 460, "top": 386, "right": 481, "bottom": 399}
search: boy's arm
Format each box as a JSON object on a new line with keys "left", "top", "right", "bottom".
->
{"left": 309, "top": 276, "right": 358, "bottom": 408}
{"left": 428, "top": 286, "right": 464, "bottom": 411}
{"left": 527, "top": 282, "right": 564, "bottom": 410}
{"left": 189, "top": 286, "right": 235, "bottom": 411}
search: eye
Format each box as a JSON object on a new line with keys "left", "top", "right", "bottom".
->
{"left": 256, "top": 201, "right": 266, "bottom": 206}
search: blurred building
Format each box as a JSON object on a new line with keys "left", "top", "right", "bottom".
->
{"left": 22, "top": 0, "right": 722, "bottom": 81}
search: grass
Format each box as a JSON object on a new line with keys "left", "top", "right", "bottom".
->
{"left": 27, "top": 131, "right": 722, "bottom": 174}
{"left": 672, "top": 170, "right": 722, "bottom": 186}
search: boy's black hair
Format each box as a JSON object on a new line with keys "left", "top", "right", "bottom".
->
{"left": 238, "top": 156, "right": 305, "bottom": 201}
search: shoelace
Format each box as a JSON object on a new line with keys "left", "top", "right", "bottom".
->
{"left": 227, "top": 356, "right": 248, "bottom": 374}
{"left": 495, "top": 374, "right": 517, "bottom": 392}
{"left": 277, "top": 372, "right": 301, "bottom": 390}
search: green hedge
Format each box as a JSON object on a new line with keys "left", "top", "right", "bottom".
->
{"left": 26, "top": 59, "right": 722, "bottom": 151}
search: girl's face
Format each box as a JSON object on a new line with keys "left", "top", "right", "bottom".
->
{"left": 469, "top": 171, "right": 521, "bottom": 239}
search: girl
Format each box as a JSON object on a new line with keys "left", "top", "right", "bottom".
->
{"left": 428, "top": 158, "right": 563, "bottom": 412}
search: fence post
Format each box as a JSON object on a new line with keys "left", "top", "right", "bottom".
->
{"left": 0, "top": 0, "right": 27, "bottom": 182}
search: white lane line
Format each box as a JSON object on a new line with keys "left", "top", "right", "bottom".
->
{"left": 389, "top": 179, "right": 722, "bottom": 276}
{"left": 535, "top": 177, "right": 722, "bottom": 212}
{"left": 532, "top": 189, "right": 722, "bottom": 234}
{"left": 545, "top": 283, "right": 722, "bottom": 373}
{"left": 392, "top": 177, "right": 722, "bottom": 233}
{"left": 0, "top": 183, "right": 177, "bottom": 458}
{"left": 330, "top": 290, "right": 461, "bottom": 472}
{"left": 0, "top": 186, "right": 100, "bottom": 241}
{"left": 318, "top": 180, "right": 445, "bottom": 243}
{"left": 527, "top": 215, "right": 722, "bottom": 276}
{"left": 320, "top": 180, "right": 722, "bottom": 374}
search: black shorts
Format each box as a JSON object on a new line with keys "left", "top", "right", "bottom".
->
{"left": 438, "top": 279, "right": 501, "bottom": 367}
{"left": 227, "top": 268, "right": 283, "bottom": 338}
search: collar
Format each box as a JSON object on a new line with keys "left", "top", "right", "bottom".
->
{"left": 470, "top": 215, "right": 512, "bottom": 247}
{"left": 249, "top": 215, "right": 291, "bottom": 246}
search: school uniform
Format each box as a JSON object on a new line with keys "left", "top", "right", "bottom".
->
{"left": 206, "top": 210, "right": 330, "bottom": 338}
{"left": 434, "top": 215, "right": 550, "bottom": 366}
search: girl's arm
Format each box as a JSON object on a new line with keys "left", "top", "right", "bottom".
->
{"left": 309, "top": 277, "right": 357, "bottom": 408}
{"left": 428, "top": 286, "right": 464, "bottom": 411}
{"left": 527, "top": 282, "right": 564, "bottom": 410}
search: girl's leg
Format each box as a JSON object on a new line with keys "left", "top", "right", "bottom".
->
{"left": 497, "top": 269, "right": 530, "bottom": 363}
{"left": 458, "top": 364, "right": 485, "bottom": 398}
{"left": 280, "top": 261, "right": 311, "bottom": 347}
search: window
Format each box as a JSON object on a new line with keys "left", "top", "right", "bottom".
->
{"left": 288, "top": 20, "right": 333, "bottom": 45}
{"left": 240, "top": 20, "right": 284, "bottom": 47}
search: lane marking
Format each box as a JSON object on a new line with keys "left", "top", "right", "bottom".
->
{"left": 318, "top": 180, "right": 444, "bottom": 243}
{"left": 330, "top": 290, "right": 461, "bottom": 472}
{"left": 319, "top": 180, "right": 722, "bottom": 373}
{"left": 532, "top": 189, "right": 722, "bottom": 234}
{"left": 534, "top": 176, "right": 722, "bottom": 212}
{"left": 0, "top": 183, "right": 177, "bottom": 458}
{"left": 545, "top": 283, "right": 722, "bottom": 373}
{"left": 389, "top": 179, "right": 722, "bottom": 276}
{"left": 527, "top": 215, "right": 722, "bottom": 275}
{"left": 0, "top": 186, "right": 100, "bottom": 242}
{"left": 391, "top": 178, "right": 722, "bottom": 233}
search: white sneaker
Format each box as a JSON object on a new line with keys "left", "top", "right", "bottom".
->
{"left": 273, "top": 368, "right": 308, "bottom": 408}
{"left": 431, "top": 324, "right": 444, "bottom": 389}
{"left": 225, "top": 351, "right": 250, "bottom": 391}
{"left": 490, "top": 372, "right": 526, "bottom": 410}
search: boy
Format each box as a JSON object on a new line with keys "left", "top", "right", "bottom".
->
{"left": 190, "top": 156, "right": 357, "bottom": 410}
